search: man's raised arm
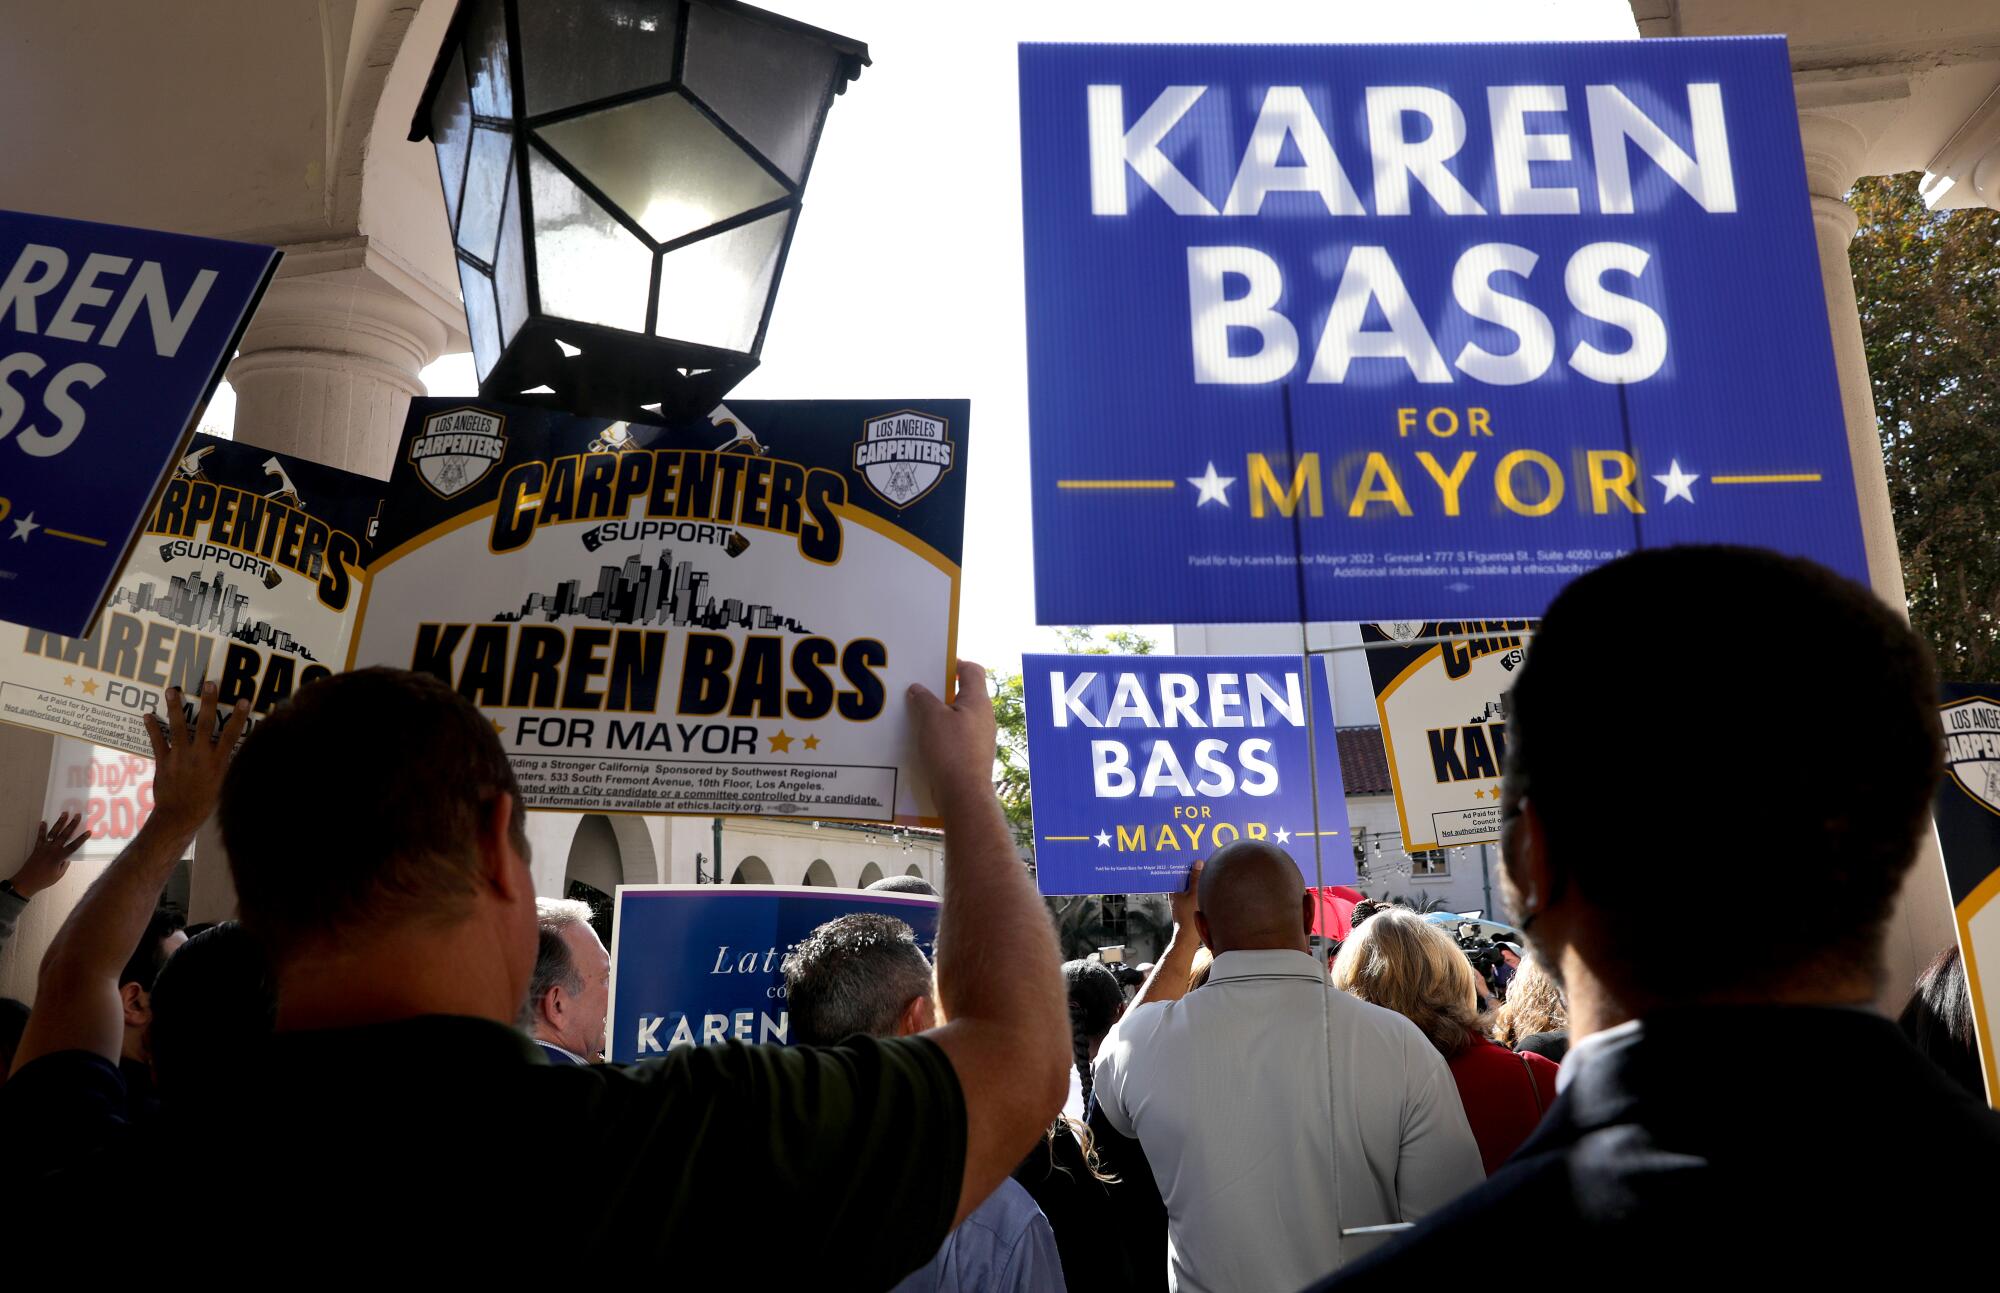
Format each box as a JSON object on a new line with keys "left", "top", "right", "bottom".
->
{"left": 11, "top": 683, "right": 247, "bottom": 1072}
{"left": 909, "top": 661, "right": 1069, "bottom": 1229}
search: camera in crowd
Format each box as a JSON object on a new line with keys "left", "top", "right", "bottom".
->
{"left": 1429, "top": 916, "right": 1524, "bottom": 1002}
{"left": 1450, "top": 923, "right": 1519, "bottom": 1002}
{"left": 1095, "top": 944, "right": 1149, "bottom": 992}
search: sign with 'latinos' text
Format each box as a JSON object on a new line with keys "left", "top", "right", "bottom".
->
{"left": 0, "top": 210, "right": 277, "bottom": 638}
{"left": 1934, "top": 684, "right": 2000, "bottom": 1107}
{"left": 1025, "top": 654, "right": 1352, "bottom": 895}
{"left": 350, "top": 397, "right": 967, "bottom": 825}
{"left": 606, "top": 885, "right": 941, "bottom": 1062}
{"left": 0, "top": 434, "right": 381, "bottom": 754}
{"left": 1364, "top": 621, "right": 1535, "bottom": 852}
{"left": 1019, "top": 39, "right": 1867, "bottom": 625}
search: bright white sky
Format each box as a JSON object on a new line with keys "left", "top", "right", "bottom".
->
{"left": 203, "top": 0, "right": 1636, "bottom": 677}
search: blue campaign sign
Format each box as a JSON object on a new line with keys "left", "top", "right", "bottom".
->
{"left": 1024, "top": 653, "right": 1352, "bottom": 895}
{"left": 606, "top": 885, "right": 941, "bottom": 1062}
{"left": 0, "top": 210, "right": 278, "bottom": 637}
{"left": 1019, "top": 39, "right": 1868, "bottom": 625}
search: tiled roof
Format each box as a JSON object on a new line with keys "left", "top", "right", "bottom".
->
{"left": 1336, "top": 726, "right": 1392, "bottom": 795}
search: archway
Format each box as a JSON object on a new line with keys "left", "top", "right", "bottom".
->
{"left": 803, "top": 859, "right": 836, "bottom": 887}
{"left": 905, "top": 863, "right": 924, "bottom": 878}
{"left": 562, "top": 814, "right": 623, "bottom": 944}
{"left": 604, "top": 815, "right": 658, "bottom": 886}
{"left": 730, "top": 855, "right": 774, "bottom": 885}
{"left": 857, "top": 862, "right": 884, "bottom": 888}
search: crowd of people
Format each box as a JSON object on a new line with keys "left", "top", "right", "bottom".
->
{"left": 1, "top": 546, "right": 1997, "bottom": 1285}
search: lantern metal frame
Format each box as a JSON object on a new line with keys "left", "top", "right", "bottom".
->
{"left": 409, "top": 0, "right": 868, "bottom": 421}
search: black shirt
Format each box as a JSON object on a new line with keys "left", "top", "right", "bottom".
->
{"left": 1, "top": 1016, "right": 966, "bottom": 1283}
{"left": 1515, "top": 1029, "right": 1569, "bottom": 1064}
{"left": 1009, "top": 1096, "right": 1169, "bottom": 1292}
{"left": 1310, "top": 1006, "right": 2000, "bottom": 1288}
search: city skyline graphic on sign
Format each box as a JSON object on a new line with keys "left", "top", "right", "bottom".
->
{"left": 494, "top": 548, "right": 814, "bottom": 635}
{"left": 107, "top": 568, "right": 319, "bottom": 661}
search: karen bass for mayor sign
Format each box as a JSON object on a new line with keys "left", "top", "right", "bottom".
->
{"left": 0, "top": 210, "right": 277, "bottom": 638}
{"left": 1020, "top": 39, "right": 1866, "bottom": 624}
{"left": 1025, "top": 654, "right": 1352, "bottom": 895}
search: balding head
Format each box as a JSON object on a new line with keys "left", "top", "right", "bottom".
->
{"left": 1195, "top": 841, "right": 1312, "bottom": 955}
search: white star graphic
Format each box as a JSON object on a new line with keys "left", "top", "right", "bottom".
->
{"left": 1274, "top": 826, "right": 1292, "bottom": 845}
{"left": 1187, "top": 461, "right": 1235, "bottom": 508}
{"left": 1653, "top": 459, "right": 1700, "bottom": 504}
{"left": 9, "top": 512, "right": 39, "bottom": 543}
{"left": 1094, "top": 830, "right": 1112, "bottom": 848}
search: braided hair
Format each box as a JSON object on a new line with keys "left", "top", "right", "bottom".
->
{"left": 1036, "top": 959, "right": 1128, "bottom": 1184}
{"left": 1063, "top": 959, "right": 1126, "bottom": 1106}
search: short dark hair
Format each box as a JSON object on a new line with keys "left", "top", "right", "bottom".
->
{"left": 1063, "top": 959, "right": 1124, "bottom": 1105}
{"left": 1898, "top": 945, "right": 1983, "bottom": 1099}
{"left": 1506, "top": 546, "right": 1940, "bottom": 996}
{"left": 865, "top": 875, "right": 937, "bottom": 896}
{"left": 119, "top": 906, "right": 187, "bottom": 992}
{"left": 1348, "top": 899, "right": 1390, "bottom": 930}
{"left": 780, "top": 913, "right": 933, "bottom": 1046}
{"left": 220, "top": 668, "right": 529, "bottom": 959}
{"left": 146, "top": 921, "right": 276, "bottom": 1101}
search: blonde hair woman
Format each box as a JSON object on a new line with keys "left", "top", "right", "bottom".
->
{"left": 1333, "top": 909, "right": 1560, "bottom": 1173}
{"left": 1492, "top": 953, "right": 1569, "bottom": 1062}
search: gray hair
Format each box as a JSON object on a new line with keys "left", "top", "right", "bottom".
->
{"left": 521, "top": 898, "right": 595, "bottom": 1028}
{"left": 780, "top": 913, "right": 934, "bottom": 1045}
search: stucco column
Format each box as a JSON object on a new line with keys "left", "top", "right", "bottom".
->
{"left": 227, "top": 268, "right": 450, "bottom": 480}
{"left": 1796, "top": 113, "right": 1911, "bottom": 610}
{"left": 1627, "top": 1, "right": 1679, "bottom": 38}
{"left": 1796, "top": 108, "right": 1957, "bottom": 1009}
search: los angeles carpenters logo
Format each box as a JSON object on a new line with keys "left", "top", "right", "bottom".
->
{"left": 853, "top": 410, "right": 953, "bottom": 509}
{"left": 1942, "top": 696, "right": 2000, "bottom": 816}
{"left": 410, "top": 406, "right": 507, "bottom": 499}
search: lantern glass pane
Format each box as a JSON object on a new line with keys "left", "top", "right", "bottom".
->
{"left": 458, "top": 259, "right": 503, "bottom": 377}
{"left": 457, "top": 127, "right": 514, "bottom": 265}
{"left": 431, "top": 53, "right": 474, "bottom": 232}
{"left": 529, "top": 146, "right": 652, "bottom": 333}
{"left": 653, "top": 209, "right": 792, "bottom": 353}
{"left": 683, "top": 4, "right": 838, "bottom": 183}
{"left": 493, "top": 159, "right": 529, "bottom": 343}
{"left": 518, "top": 0, "right": 680, "bottom": 117}
{"left": 537, "top": 93, "right": 785, "bottom": 246}
{"left": 464, "top": 0, "right": 514, "bottom": 119}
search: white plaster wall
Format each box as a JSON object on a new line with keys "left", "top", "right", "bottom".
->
{"left": 658, "top": 816, "right": 944, "bottom": 890}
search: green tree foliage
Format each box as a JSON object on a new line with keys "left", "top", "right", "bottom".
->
{"left": 1850, "top": 173, "right": 2000, "bottom": 678}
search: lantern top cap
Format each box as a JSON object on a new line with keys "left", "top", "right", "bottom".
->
{"left": 408, "top": 0, "right": 871, "bottom": 143}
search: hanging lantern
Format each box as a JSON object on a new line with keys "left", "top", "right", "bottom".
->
{"left": 410, "top": 0, "right": 867, "bottom": 420}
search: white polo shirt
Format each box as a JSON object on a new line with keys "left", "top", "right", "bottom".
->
{"left": 1093, "top": 949, "right": 1484, "bottom": 1293}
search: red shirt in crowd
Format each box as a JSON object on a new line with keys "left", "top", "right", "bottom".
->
{"left": 1447, "top": 1037, "right": 1562, "bottom": 1174}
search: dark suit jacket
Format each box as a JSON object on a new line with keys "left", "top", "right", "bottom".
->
{"left": 535, "top": 1041, "right": 586, "bottom": 1066}
{"left": 1311, "top": 1006, "right": 2000, "bottom": 1288}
